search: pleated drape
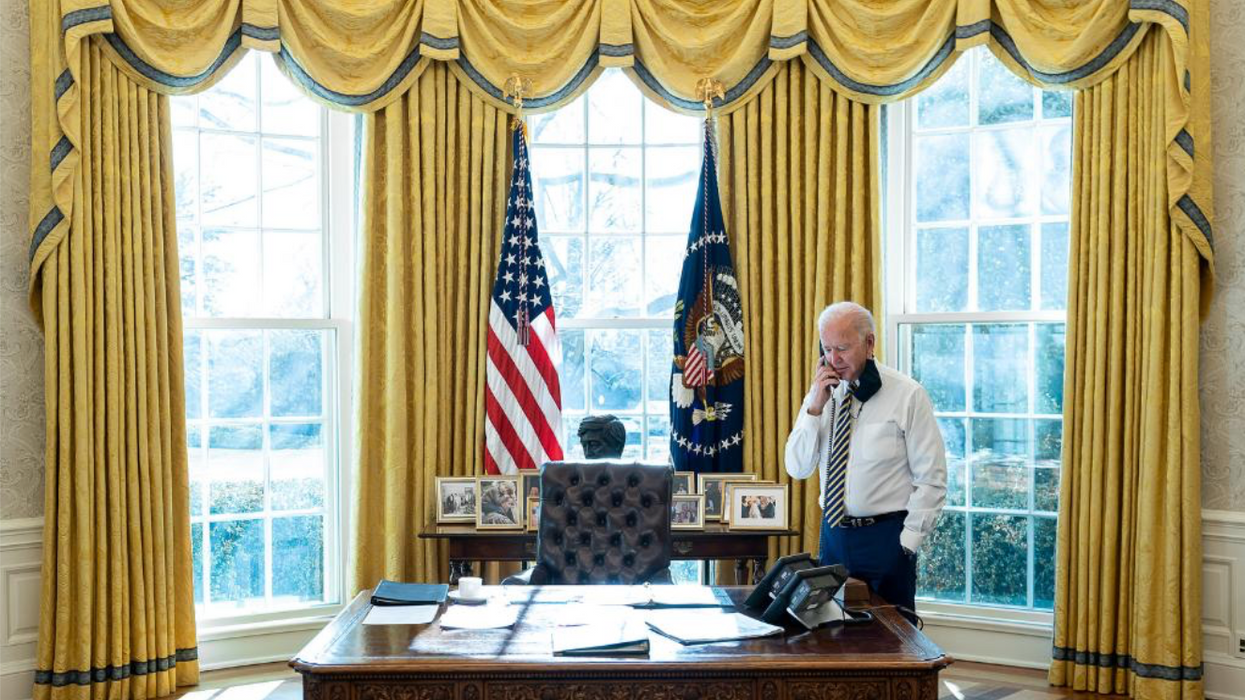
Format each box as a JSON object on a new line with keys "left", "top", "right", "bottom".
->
{"left": 33, "top": 38, "right": 198, "bottom": 700}
{"left": 717, "top": 60, "right": 880, "bottom": 567}
{"left": 1049, "top": 30, "right": 1204, "bottom": 699}
{"left": 350, "top": 63, "right": 511, "bottom": 591}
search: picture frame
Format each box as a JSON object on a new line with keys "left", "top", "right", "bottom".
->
{"left": 721, "top": 480, "right": 774, "bottom": 523}
{"left": 671, "top": 494, "right": 705, "bottom": 530}
{"left": 526, "top": 495, "right": 540, "bottom": 532}
{"left": 521, "top": 471, "right": 541, "bottom": 503}
{"left": 725, "top": 482, "right": 789, "bottom": 531}
{"left": 475, "top": 475, "right": 523, "bottom": 530}
{"left": 435, "top": 477, "right": 479, "bottom": 523}
{"left": 698, "top": 472, "right": 757, "bottom": 521}
{"left": 672, "top": 471, "right": 695, "bottom": 495}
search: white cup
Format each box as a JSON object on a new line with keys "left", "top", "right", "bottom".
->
{"left": 458, "top": 576, "right": 483, "bottom": 600}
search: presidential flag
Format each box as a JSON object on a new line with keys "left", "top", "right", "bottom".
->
{"left": 670, "top": 121, "right": 745, "bottom": 473}
{"left": 484, "top": 124, "right": 564, "bottom": 475}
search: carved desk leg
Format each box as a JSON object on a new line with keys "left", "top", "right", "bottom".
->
{"left": 449, "top": 560, "right": 473, "bottom": 585}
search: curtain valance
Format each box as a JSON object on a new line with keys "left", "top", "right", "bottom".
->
{"left": 29, "top": 0, "right": 1212, "bottom": 312}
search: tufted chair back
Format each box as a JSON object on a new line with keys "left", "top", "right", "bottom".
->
{"left": 534, "top": 460, "right": 673, "bottom": 585}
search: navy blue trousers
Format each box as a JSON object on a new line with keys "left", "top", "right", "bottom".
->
{"left": 818, "top": 517, "right": 917, "bottom": 616}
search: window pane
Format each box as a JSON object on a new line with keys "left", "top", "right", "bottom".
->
{"left": 916, "top": 59, "right": 969, "bottom": 129}
{"left": 915, "top": 227, "right": 968, "bottom": 312}
{"left": 914, "top": 134, "right": 970, "bottom": 222}
{"left": 646, "top": 329, "right": 674, "bottom": 413}
{"left": 273, "top": 515, "right": 324, "bottom": 603}
{"left": 1034, "top": 516, "right": 1057, "bottom": 610}
{"left": 202, "top": 228, "right": 261, "bottom": 317}
{"left": 178, "top": 223, "right": 197, "bottom": 317}
{"left": 184, "top": 331, "right": 203, "bottom": 420}
{"left": 977, "top": 224, "right": 1031, "bottom": 311}
{"left": 173, "top": 130, "right": 199, "bottom": 218}
{"left": 262, "top": 137, "right": 319, "bottom": 229}
{"left": 559, "top": 329, "right": 586, "bottom": 412}
{"left": 269, "top": 329, "right": 325, "bottom": 418}
{"left": 645, "top": 146, "right": 699, "bottom": 233}
{"left": 1040, "top": 222, "right": 1069, "bottom": 310}
{"left": 562, "top": 413, "right": 586, "bottom": 460}
{"left": 645, "top": 100, "right": 701, "bottom": 144}
{"left": 188, "top": 426, "right": 204, "bottom": 516}
{"left": 542, "top": 235, "right": 584, "bottom": 319}
{"left": 173, "top": 95, "right": 197, "bottom": 129}
{"left": 209, "top": 519, "right": 265, "bottom": 607}
{"left": 588, "top": 148, "right": 642, "bottom": 232}
{"left": 201, "top": 133, "right": 258, "bottom": 226}
{"left": 531, "top": 148, "right": 585, "bottom": 232}
{"left": 531, "top": 96, "right": 586, "bottom": 144}
{"left": 646, "top": 414, "right": 671, "bottom": 463}
{"left": 971, "top": 513, "right": 1028, "bottom": 605}
{"left": 972, "top": 324, "right": 1029, "bottom": 413}
{"left": 270, "top": 423, "right": 325, "bottom": 511}
{"left": 260, "top": 57, "right": 320, "bottom": 138}
{"left": 910, "top": 324, "right": 966, "bottom": 412}
{"left": 588, "top": 71, "right": 642, "bottom": 145}
{"left": 1035, "top": 323, "right": 1065, "bottom": 414}
{"left": 977, "top": 54, "right": 1033, "bottom": 125}
{"left": 208, "top": 424, "right": 263, "bottom": 514}
{"left": 645, "top": 235, "right": 682, "bottom": 317}
{"left": 1041, "top": 90, "right": 1073, "bottom": 119}
{"left": 263, "top": 230, "right": 323, "bottom": 317}
{"left": 1040, "top": 125, "right": 1072, "bottom": 215}
{"left": 973, "top": 130, "right": 1036, "bottom": 219}
{"left": 199, "top": 55, "right": 256, "bottom": 131}
{"left": 970, "top": 418, "right": 1029, "bottom": 509}
{"left": 1035, "top": 419, "right": 1062, "bottom": 512}
{"left": 918, "top": 511, "right": 965, "bottom": 602}
{"left": 938, "top": 417, "right": 967, "bottom": 507}
{"left": 619, "top": 415, "right": 644, "bottom": 459}
{"left": 585, "top": 236, "right": 641, "bottom": 317}
{"left": 588, "top": 329, "right": 642, "bottom": 411}
{"left": 191, "top": 523, "right": 204, "bottom": 603}
{"left": 208, "top": 330, "right": 263, "bottom": 418}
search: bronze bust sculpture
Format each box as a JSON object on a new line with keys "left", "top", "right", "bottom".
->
{"left": 577, "top": 414, "right": 626, "bottom": 459}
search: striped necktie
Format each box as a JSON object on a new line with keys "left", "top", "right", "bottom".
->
{"left": 822, "top": 388, "right": 855, "bottom": 526}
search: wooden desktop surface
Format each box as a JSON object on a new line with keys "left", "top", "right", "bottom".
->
{"left": 291, "top": 586, "right": 949, "bottom": 700}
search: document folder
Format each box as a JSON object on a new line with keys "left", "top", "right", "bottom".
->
{"left": 370, "top": 580, "right": 449, "bottom": 606}
{"left": 553, "top": 620, "right": 650, "bottom": 656}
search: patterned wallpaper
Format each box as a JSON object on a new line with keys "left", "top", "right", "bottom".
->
{"left": 0, "top": 0, "right": 45, "bottom": 521}
{"left": 1201, "top": 0, "right": 1245, "bottom": 511}
{"left": 0, "top": 0, "right": 1243, "bottom": 519}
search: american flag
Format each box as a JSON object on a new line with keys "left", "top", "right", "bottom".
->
{"left": 484, "top": 124, "right": 564, "bottom": 475}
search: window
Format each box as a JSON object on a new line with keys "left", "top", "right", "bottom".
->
{"left": 884, "top": 48, "right": 1072, "bottom": 611}
{"left": 528, "top": 69, "right": 703, "bottom": 464}
{"left": 172, "top": 53, "right": 355, "bottom": 621}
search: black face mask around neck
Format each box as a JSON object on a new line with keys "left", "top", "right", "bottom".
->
{"left": 852, "top": 359, "right": 882, "bottom": 403}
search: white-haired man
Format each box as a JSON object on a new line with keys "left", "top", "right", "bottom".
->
{"left": 784, "top": 301, "right": 946, "bottom": 618}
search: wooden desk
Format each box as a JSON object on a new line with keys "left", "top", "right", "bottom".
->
{"left": 291, "top": 587, "right": 950, "bottom": 700}
{"left": 419, "top": 523, "right": 798, "bottom": 585}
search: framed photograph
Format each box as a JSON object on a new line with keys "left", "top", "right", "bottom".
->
{"left": 435, "top": 477, "right": 478, "bottom": 523}
{"left": 722, "top": 480, "right": 773, "bottom": 523}
{"left": 698, "top": 472, "right": 756, "bottom": 521}
{"left": 671, "top": 494, "right": 705, "bottom": 530}
{"left": 475, "top": 476, "right": 523, "bottom": 530}
{"left": 521, "top": 471, "right": 541, "bottom": 502}
{"left": 726, "top": 482, "right": 789, "bottom": 531}
{"left": 672, "top": 471, "right": 695, "bottom": 495}
{"left": 526, "top": 495, "right": 540, "bottom": 532}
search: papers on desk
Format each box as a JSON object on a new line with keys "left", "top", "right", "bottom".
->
{"left": 552, "top": 619, "right": 650, "bottom": 656}
{"left": 438, "top": 603, "right": 520, "bottom": 630}
{"left": 644, "top": 610, "right": 783, "bottom": 645}
{"left": 363, "top": 605, "right": 439, "bottom": 625}
{"left": 580, "top": 585, "right": 732, "bottom": 608}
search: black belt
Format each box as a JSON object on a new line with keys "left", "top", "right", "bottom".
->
{"left": 838, "top": 510, "right": 907, "bottom": 529}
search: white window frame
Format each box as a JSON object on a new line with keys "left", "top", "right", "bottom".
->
{"left": 881, "top": 54, "right": 1067, "bottom": 629}
{"left": 176, "top": 80, "right": 357, "bottom": 644}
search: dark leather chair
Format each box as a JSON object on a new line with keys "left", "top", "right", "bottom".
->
{"left": 506, "top": 460, "right": 674, "bottom": 585}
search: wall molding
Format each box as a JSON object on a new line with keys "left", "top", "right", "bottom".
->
{"left": 1, "top": 517, "right": 43, "bottom": 700}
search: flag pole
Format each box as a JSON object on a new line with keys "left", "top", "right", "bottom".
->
{"left": 505, "top": 75, "right": 534, "bottom": 346}
{"left": 694, "top": 79, "right": 725, "bottom": 343}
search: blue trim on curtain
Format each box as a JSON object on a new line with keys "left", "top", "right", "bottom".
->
{"left": 1177, "top": 195, "right": 1214, "bottom": 249}
{"left": 1131, "top": 0, "right": 1189, "bottom": 33}
{"left": 455, "top": 51, "right": 599, "bottom": 109}
{"left": 1175, "top": 129, "right": 1194, "bottom": 158}
{"left": 29, "top": 207, "right": 65, "bottom": 261}
{"left": 50, "top": 136, "right": 72, "bottom": 172}
{"left": 1052, "top": 646, "right": 1203, "bottom": 681}
{"left": 241, "top": 24, "right": 279, "bottom": 41}
{"left": 631, "top": 54, "right": 773, "bottom": 112}
{"left": 956, "top": 20, "right": 992, "bottom": 39}
{"left": 61, "top": 5, "right": 112, "bottom": 33}
{"left": 420, "top": 32, "right": 459, "bottom": 50}
{"left": 103, "top": 30, "right": 242, "bottom": 89}
{"left": 54, "top": 69, "right": 74, "bottom": 101}
{"left": 806, "top": 33, "right": 955, "bottom": 97}
{"left": 277, "top": 44, "right": 423, "bottom": 107}
{"left": 34, "top": 649, "right": 200, "bottom": 687}
{"left": 600, "top": 43, "right": 634, "bottom": 58}
{"left": 770, "top": 32, "right": 808, "bottom": 50}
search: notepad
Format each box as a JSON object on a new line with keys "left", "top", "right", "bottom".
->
{"left": 644, "top": 610, "right": 783, "bottom": 645}
{"left": 552, "top": 620, "right": 650, "bottom": 656}
{"left": 370, "top": 580, "right": 449, "bottom": 606}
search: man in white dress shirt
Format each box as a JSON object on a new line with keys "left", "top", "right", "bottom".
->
{"left": 785, "top": 302, "right": 946, "bottom": 617}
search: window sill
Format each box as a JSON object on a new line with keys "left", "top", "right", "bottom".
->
{"left": 918, "top": 602, "right": 1053, "bottom": 637}
{"left": 197, "top": 610, "right": 339, "bottom": 643}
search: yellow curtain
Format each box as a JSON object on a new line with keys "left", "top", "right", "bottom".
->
{"left": 350, "top": 63, "right": 511, "bottom": 591}
{"left": 1050, "top": 29, "right": 1206, "bottom": 700}
{"left": 30, "top": 36, "right": 199, "bottom": 700}
{"left": 717, "top": 60, "right": 880, "bottom": 568}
